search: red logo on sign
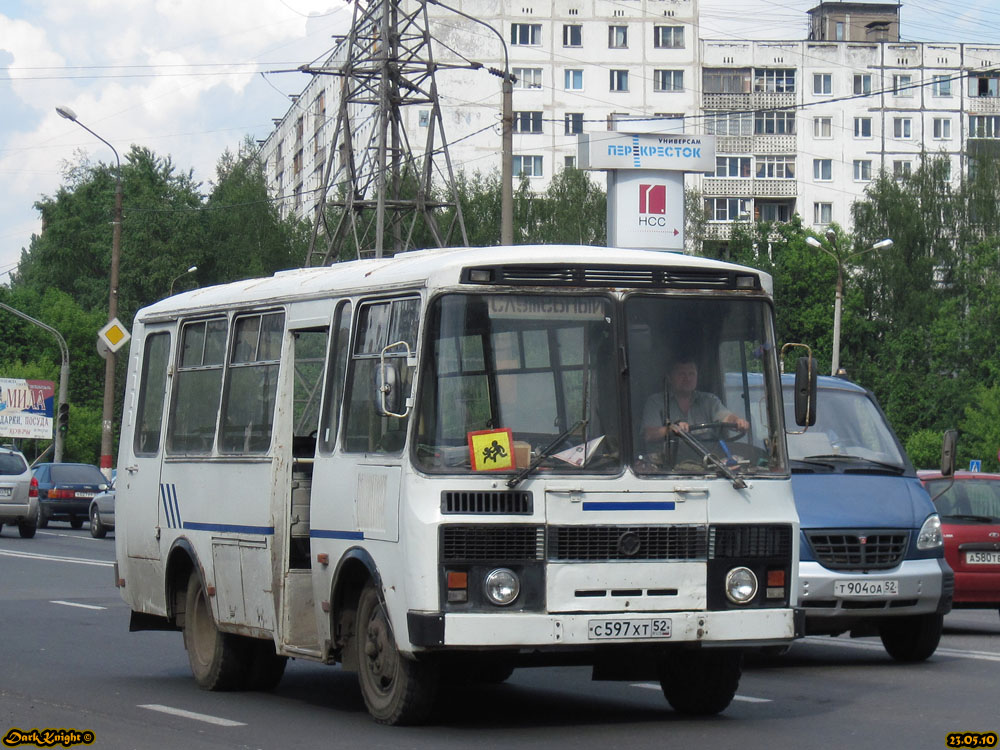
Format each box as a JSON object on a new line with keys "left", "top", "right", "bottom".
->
{"left": 639, "top": 184, "right": 666, "bottom": 215}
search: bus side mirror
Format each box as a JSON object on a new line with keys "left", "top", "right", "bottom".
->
{"left": 376, "top": 340, "right": 414, "bottom": 419}
{"left": 793, "top": 356, "right": 817, "bottom": 427}
{"left": 940, "top": 429, "right": 958, "bottom": 477}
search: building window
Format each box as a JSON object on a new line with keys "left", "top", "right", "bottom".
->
{"left": 565, "top": 112, "right": 584, "bottom": 135}
{"left": 511, "top": 23, "right": 542, "bottom": 46}
{"left": 969, "top": 75, "right": 1000, "bottom": 98}
{"left": 756, "top": 155, "right": 795, "bottom": 179}
{"left": 932, "top": 75, "right": 952, "bottom": 97}
{"left": 609, "top": 25, "right": 628, "bottom": 48}
{"left": 893, "top": 74, "right": 913, "bottom": 96}
{"left": 835, "top": 21, "right": 844, "bottom": 40}
{"left": 703, "top": 68, "right": 751, "bottom": 94}
{"left": 893, "top": 117, "right": 912, "bottom": 139}
{"left": 564, "top": 155, "right": 577, "bottom": 169}
{"left": 853, "top": 160, "right": 872, "bottom": 181}
{"left": 758, "top": 202, "right": 793, "bottom": 222}
{"left": 610, "top": 69, "right": 629, "bottom": 92}
{"left": 854, "top": 117, "right": 872, "bottom": 138}
{"left": 893, "top": 160, "right": 912, "bottom": 177}
{"left": 970, "top": 115, "right": 1000, "bottom": 138}
{"left": 853, "top": 74, "right": 872, "bottom": 95}
{"left": 714, "top": 156, "right": 751, "bottom": 177}
{"left": 813, "top": 74, "right": 832, "bottom": 95}
{"left": 705, "top": 197, "right": 751, "bottom": 222}
{"left": 813, "top": 159, "right": 832, "bottom": 181}
{"left": 813, "top": 117, "right": 832, "bottom": 138}
{"left": 813, "top": 202, "right": 832, "bottom": 225}
{"left": 514, "top": 111, "right": 543, "bottom": 134}
{"left": 933, "top": 117, "right": 951, "bottom": 139}
{"left": 564, "top": 69, "right": 584, "bottom": 90}
{"left": 705, "top": 111, "right": 753, "bottom": 136}
{"left": 562, "top": 24, "right": 582, "bottom": 47}
{"left": 418, "top": 110, "right": 430, "bottom": 127}
{"left": 653, "top": 25, "right": 684, "bottom": 48}
{"left": 754, "top": 111, "right": 796, "bottom": 135}
{"left": 513, "top": 67, "right": 542, "bottom": 89}
{"left": 754, "top": 68, "right": 796, "bottom": 93}
{"left": 653, "top": 69, "right": 683, "bottom": 92}
{"left": 513, "top": 155, "right": 543, "bottom": 177}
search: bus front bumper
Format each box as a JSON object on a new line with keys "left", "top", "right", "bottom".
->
{"left": 407, "top": 607, "right": 803, "bottom": 649}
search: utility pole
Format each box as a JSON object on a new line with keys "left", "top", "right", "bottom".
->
{"left": 303, "top": 0, "right": 473, "bottom": 265}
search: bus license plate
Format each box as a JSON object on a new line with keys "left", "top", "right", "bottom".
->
{"left": 588, "top": 618, "right": 672, "bottom": 640}
{"left": 834, "top": 579, "right": 898, "bottom": 597}
{"left": 966, "top": 551, "right": 1000, "bottom": 565}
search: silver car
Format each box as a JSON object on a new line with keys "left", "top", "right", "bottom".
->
{"left": 0, "top": 445, "right": 37, "bottom": 538}
{"left": 89, "top": 483, "right": 115, "bottom": 538}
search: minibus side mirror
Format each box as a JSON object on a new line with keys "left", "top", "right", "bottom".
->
{"left": 794, "top": 355, "right": 817, "bottom": 427}
{"left": 940, "top": 429, "right": 958, "bottom": 477}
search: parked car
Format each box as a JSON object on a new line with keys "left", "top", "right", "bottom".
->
{"left": 0, "top": 445, "right": 36, "bottom": 538}
{"left": 919, "top": 471, "right": 1000, "bottom": 618}
{"left": 30, "top": 463, "right": 110, "bottom": 529}
{"left": 727, "top": 374, "right": 953, "bottom": 661}
{"left": 89, "top": 480, "right": 115, "bottom": 538}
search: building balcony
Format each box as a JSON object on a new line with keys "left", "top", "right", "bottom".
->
{"left": 717, "top": 136, "right": 753, "bottom": 153}
{"left": 703, "top": 178, "right": 752, "bottom": 196}
{"left": 968, "top": 97, "right": 1000, "bottom": 114}
{"left": 753, "top": 179, "right": 798, "bottom": 197}
{"left": 754, "top": 135, "right": 797, "bottom": 153}
{"left": 702, "top": 92, "right": 797, "bottom": 111}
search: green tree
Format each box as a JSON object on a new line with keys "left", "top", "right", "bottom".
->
{"left": 959, "top": 385, "right": 1000, "bottom": 473}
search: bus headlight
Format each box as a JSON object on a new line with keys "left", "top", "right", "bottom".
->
{"left": 484, "top": 568, "right": 520, "bottom": 606}
{"left": 725, "top": 567, "right": 758, "bottom": 604}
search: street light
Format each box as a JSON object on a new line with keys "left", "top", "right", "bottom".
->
{"left": 806, "top": 231, "right": 893, "bottom": 376}
{"left": 56, "top": 105, "right": 123, "bottom": 481}
{"left": 425, "top": 0, "right": 513, "bottom": 244}
{"left": 169, "top": 265, "right": 198, "bottom": 295}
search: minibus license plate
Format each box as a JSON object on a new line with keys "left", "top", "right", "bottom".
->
{"left": 834, "top": 579, "right": 898, "bottom": 597}
{"left": 588, "top": 618, "right": 671, "bottom": 640}
{"left": 0, "top": 487, "right": 11, "bottom": 498}
{"left": 966, "top": 551, "right": 1000, "bottom": 565}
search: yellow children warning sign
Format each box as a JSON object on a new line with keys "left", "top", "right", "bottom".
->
{"left": 468, "top": 428, "right": 515, "bottom": 471}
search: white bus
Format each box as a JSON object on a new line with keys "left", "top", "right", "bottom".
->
{"left": 115, "top": 245, "right": 808, "bottom": 725}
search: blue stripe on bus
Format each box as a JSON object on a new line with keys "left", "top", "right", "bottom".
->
{"left": 310, "top": 529, "right": 365, "bottom": 540}
{"left": 582, "top": 501, "right": 676, "bottom": 511}
{"left": 182, "top": 522, "right": 275, "bottom": 535}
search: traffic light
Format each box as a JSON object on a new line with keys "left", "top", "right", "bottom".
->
{"left": 57, "top": 402, "right": 69, "bottom": 435}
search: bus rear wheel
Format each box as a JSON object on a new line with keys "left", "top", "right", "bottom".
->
{"left": 355, "top": 582, "right": 439, "bottom": 725}
{"left": 182, "top": 571, "right": 248, "bottom": 690}
{"left": 658, "top": 648, "right": 743, "bottom": 716}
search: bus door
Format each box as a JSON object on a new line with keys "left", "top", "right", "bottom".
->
{"left": 123, "top": 325, "right": 174, "bottom": 560}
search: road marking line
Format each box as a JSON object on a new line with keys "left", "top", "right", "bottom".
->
{"left": 50, "top": 600, "right": 106, "bottom": 610}
{"left": 630, "top": 683, "right": 772, "bottom": 703}
{"left": 138, "top": 704, "right": 246, "bottom": 727}
{"left": 801, "top": 636, "right": 1000, "bottom": 662}
{"left": 0, "top": 549, "right": 113, "bottom": 567}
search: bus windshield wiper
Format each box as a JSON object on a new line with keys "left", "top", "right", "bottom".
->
{"left": 671, "top": 426, "right": 747, "bottom": 490}
{"left": 507, "top": 419, "right": 587, "bottom": 489}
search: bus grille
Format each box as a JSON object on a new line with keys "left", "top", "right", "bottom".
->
{"left": 710, "top": 525, "right": 793, "bottom": 559}
{"left": 547, "top": 525, "right": 707, "bottom": 562}
{"left": 440, "top": 525, "right": 544, "bottom": 562}
{"left": 441, "top": 490, "right": 532, "bottom": 514}
{"left": 806, "top": 530, "right": 908, "bottom": 570}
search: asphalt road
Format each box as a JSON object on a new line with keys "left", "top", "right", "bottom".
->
{"left": 2, "top": 525, "right": 998, "bottom": 750}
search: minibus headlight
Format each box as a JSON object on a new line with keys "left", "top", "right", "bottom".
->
{"left": 484, "top": 568, "right": 520, "bottom": 606}
{"left": 917, "top": 514, "right": 943, "bottom": 550}
{"left": 725, "top": 567, "right": 758, "bottom": 605}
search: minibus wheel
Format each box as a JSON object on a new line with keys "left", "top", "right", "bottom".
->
{"left": 658, "top": 648, "right": 743, "bottom": 715}
{"left": 182, "top": 570, "right": 249, "bottom": 690}
{"left": 355, "top": 581, "right": 440, "bottom": 724}
{"left": 878, "top": 613, "right": 943, "bottom": 662}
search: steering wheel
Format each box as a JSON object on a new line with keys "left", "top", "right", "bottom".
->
{"left": 686, "top": 421, "right": 747, "bottom": 441}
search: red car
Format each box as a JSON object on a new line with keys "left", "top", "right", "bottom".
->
{"left": 919, "top": 471, "right": 1000, "bottom": 617}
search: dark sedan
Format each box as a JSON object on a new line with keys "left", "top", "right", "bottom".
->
{"left": 30, "top": 463, "right": 110, "bottom": 529}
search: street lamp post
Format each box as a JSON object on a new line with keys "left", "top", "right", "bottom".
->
{"left": 806, "top": 231, "right": 893, "bottom": 376}
{"left": 169, "top": 265, "right": 198, "bottom": 296}
{"left": 56, "top": 105, "right": 122, "bottom": 480}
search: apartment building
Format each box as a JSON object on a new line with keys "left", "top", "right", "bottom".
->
{"left": 259, "top": 0, "right": 1000, "bottom": 242}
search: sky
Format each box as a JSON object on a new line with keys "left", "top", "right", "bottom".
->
{"left": 2, "top": 0, "right": 999, "bottom": 285}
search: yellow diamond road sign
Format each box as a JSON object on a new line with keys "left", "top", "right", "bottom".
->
{"left": 98, "top": 318, "right": 131, "bottom": 353}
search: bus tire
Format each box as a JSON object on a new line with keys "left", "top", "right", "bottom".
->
{"left": 356, "top": 581, "right": 439, "bottom": 725}
{"left": 658, "top": 648, "right": 742, "bottom": 716}
{"left": 878, "top": 613, "right": 943, "bottom": 662}
{"left": 246, "top": 638, "right": 287, "bottom": 691}
{"left": 182, "top": 571, "right": 248, "bottom": 691}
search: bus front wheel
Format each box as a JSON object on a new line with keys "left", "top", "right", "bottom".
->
{"left": 658, "top": 648, "right": 743, "bottom": 716}
{"left": 355, "top": 581, "right": 439, "bottom": 725}
{"left": 182, "top": 571, "right": 248, "bottom": 690}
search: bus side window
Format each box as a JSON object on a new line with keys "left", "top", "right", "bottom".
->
{"left": 291, "top": 327, "right": 328, "bottom": 457}
{"left": 319, "top": 301, "right": 352, "bottom": 454}
{"left": 133, "top": 332, "right": 171, "bottom": 456}
{"left": 168, "top": 318, "right": 228, "bottom": 454}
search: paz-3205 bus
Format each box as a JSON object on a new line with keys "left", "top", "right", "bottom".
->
{"left": 115, "top": 245, "right": 808, "bottom": 725}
